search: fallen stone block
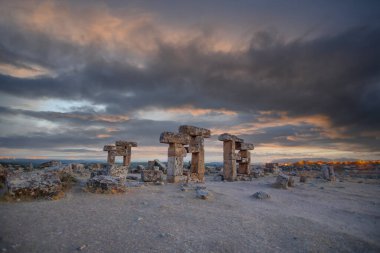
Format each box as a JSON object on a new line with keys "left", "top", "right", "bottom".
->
{"left": 6, "top": 171, "right": 63, "bottom": 199}
{"left": 252, "top": 191, "right": 271, "bottom": 200}
{"left": 179, "top": 125, "right": 211, "bottom": 137}
{"left": 196, "top": 188, "right": 209, "bottom": 199}
{"left": 0, "top": 164, "right": 7, "bottom": 183}
{"left": 288, "top": 176, "right": 295, "bottom": 187}
{"left": 86, "top": 175, "right": 126, "bottom": 193}
{"left": 141, "top": 170, "right": 163, "bottom": 182}
{"left": 273, "top": 174, "right": 290, "bottom": 189}
{"left": 300, "top": 175, "right": 308, "bottom": 183}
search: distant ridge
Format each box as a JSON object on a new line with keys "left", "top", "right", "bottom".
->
{"left": 271, "top": 157, "right": 360, "bottom": 163}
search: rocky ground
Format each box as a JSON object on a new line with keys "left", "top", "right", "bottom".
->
{"left": 0, "top": 175, "right": 379, "bottom": 253}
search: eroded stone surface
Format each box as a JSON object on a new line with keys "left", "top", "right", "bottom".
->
{"left": 141, "top": 170, "right": 163, "bottom": 182}
{"left": 179, "top": 125, "right": 211, "bottom": 138}
{"left": 159, "top": 132, "right": 190, "bottom": 144}
{"left": 86, "top": 175, "right": 126, "bottom": 193}
{"left": 273, "top": 174, "right": 290, "bottom": 189}
{"left": 6, "top": 171, "right": 63, "bottom": 199}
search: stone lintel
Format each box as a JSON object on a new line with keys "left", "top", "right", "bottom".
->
{"left": 179, "top": 125, "right": 211, "bottom": 138}
{"left": 218, "top": 133, "right": 243, "bottom": 143}
{"left": 115, "top": 140, "right": 138, "bottom": 147}
{"left": 103, "top": 145, "right": 116, "bottom": 151}
{"left": 236, "top": 142, "right": 254, "bottom": 151}
{"left": 160, "top": 132, "right": 190, "bottom": 144}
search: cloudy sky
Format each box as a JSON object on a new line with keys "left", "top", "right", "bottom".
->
{"left": 0, "top": 0, "right": 379, "bottom": 163}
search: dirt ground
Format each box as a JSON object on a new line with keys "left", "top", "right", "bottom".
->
{"left": 1, "top": 175, "right": 379, "bottom": 253}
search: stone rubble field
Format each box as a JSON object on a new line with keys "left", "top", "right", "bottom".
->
{"left": 0, "top": 164, "right": 379, "bottom": 253}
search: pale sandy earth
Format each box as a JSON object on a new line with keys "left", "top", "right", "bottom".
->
{"left": 1, "top": 175, "right": 380, "bottom": 253}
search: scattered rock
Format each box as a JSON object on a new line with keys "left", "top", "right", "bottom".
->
{"left": 86, "top": 175, "right": 126, "bottom": 194}
{"left": 212, "top": 175, "right": 223, "bottom": 181}
{"left": 251, "top": 191, "right": 271, "bottom": 200}
{"left": 141, "top": 170, "right": 163, "bottom": 182}
{"left": 288, "top": 176, "right": 295, "bottom": 187}
{"left": 196, "top": 187, "right": 209, "bottom": 199}
{"left": 272, "top": 174, "right": 296, "bottom": 189}
{"left": 77, "top": 244, "right": 87, "bottom": 251}
{"left": 6, "top": 170, "right": 63, "bottom": 199}
{"left": 0, "top": 164, "right": 7, "bottom": 183}
{"left": 300, "top": 175, "right": 308, "bottom": 183}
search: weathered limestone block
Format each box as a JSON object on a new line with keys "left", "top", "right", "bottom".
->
{"left": 252, "top": 191, "right": 271, "bottom": 200}
{"left": 273, "top": 174, "right": 290, "bottom": 189}
{"left": 321, "top": 165, "right": 330, "bottom": 180}
{"left": 86, "top": 175, "right": 126, "bottom": 193}
{"left": 115, "top": 140, "right": 138, "bottom": 147}
{"left": 167, "top": 156, "right": 184, "bottom": 183}
{"left": 179, "top": 125, "right": 211, "bottom": 137}
{"left": 218, "top": 133, "right": 243, "bottom": 143}
{"left": 236, "top": 142, "right": 255, "bottom": 151}
{"left": 141, "top": 170, "right": 163, "bottom": 182}
{"left": 329, "top": 166, "right": 336, "bottom": 182}
{"left": 190, "top": 151, "right": 205, "bottom": 182}
{"left": 300, "top": 175, "right": 308, "bottom": 183}
{"left": 6, "top": 171, "right": 63, "bottom": 199}
{"left": 45, "top": 164, "right": 75, "bottom": 184}
{"left": 288, "top": 176, "right": 295, "bottom": 187}
{"left": 222, "top": 140, "right": 237, "bottom": 181}
{"left": 0, "top": 164, "right": 7, "bottom": 183}
{"left": 154, "top": 159, "right": 167, "bottom": 171}
{"left": 168, "top": 143, "right": 187, "bottom": 157}
{"left": 91, "top": 165, "right": 128, "bottom": 179}
{"left": 103, "top": 145, "right": 116, "bottom": 151}
{"left": 188, "top": 136, "right": 204, "bottom": 153}
{"left": 160, "top": 132, "right": 190, "bottom": 144}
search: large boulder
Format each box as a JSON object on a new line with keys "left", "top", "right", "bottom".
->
{"left": 91, "top": 165, "right": 128, "bottom": 178}
{"left": 45, "top": 164, "right": 75, "bottom": 184}
{"left": 86, "top": 175, "right": 126, "bottom": 193}
{"left": 273, "top": 174, "right": 292, "bottom": 189}
{"left": 141, "top": 170, "right": 163, "bottom": 182}
{"left": 71, "top": 163, "right": 89, "bottom": 176}
{"left": 6, "top": 171, "right": 63, "bottom": 199}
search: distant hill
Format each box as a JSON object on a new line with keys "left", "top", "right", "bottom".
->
{"left": 271, "top": 157, "right": 360, "bottom": 163}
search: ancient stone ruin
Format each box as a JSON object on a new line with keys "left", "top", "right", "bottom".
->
{"left": 218, "top": 133, "right": 254, "bottom": 181}
{"left": 160, "top": 125, "right": 211, "bottom": 183}
{"left": 103, "top": 140, "right": 137, "bottom": 166}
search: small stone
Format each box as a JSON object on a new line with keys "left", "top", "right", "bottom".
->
{"left": 137, "top": 217, "right": 143, "bottom": 221}
{"left": 251, "top": 191, "right": 271, "bottom": 200}
{"left": 196, "top": 189, "right": 209, "bottom": 199}
{"left": 77, "top": 244, "right": 87, "bottom": 251}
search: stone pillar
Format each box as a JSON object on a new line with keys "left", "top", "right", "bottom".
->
{"left": 236, "top": 142, "right": 254, "bottom": 175}
{"left": 160, "top": 132, "right": 190, "bottom": 183}
{"left": 179, "top": 125, "right": 211, "bottom": 182}
{"left": 218, "top": 133, "right": 244, "bottom": 181}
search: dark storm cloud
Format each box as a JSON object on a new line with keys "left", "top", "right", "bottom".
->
{"left": 0, "top": 1, "right": 379, "bottom": 157}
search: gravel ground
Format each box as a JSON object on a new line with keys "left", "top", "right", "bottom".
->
{"left": 1, "top": 175, "right": 379, "bottom": 253}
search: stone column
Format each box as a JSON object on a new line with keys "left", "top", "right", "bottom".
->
{"left": 179, "top": 125, "right": 211, "bottom": 182}
{"left": 103, "top": 145, "right": 116, "bottom": 164}
{"left": 236, "top": 142, "right": 254, "bottom": 175}
{"left": 218, "top": 133, "right": 244, "bottom": 181}
{"left": 160, "top": 132, "right": 190, "bottom": 183}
